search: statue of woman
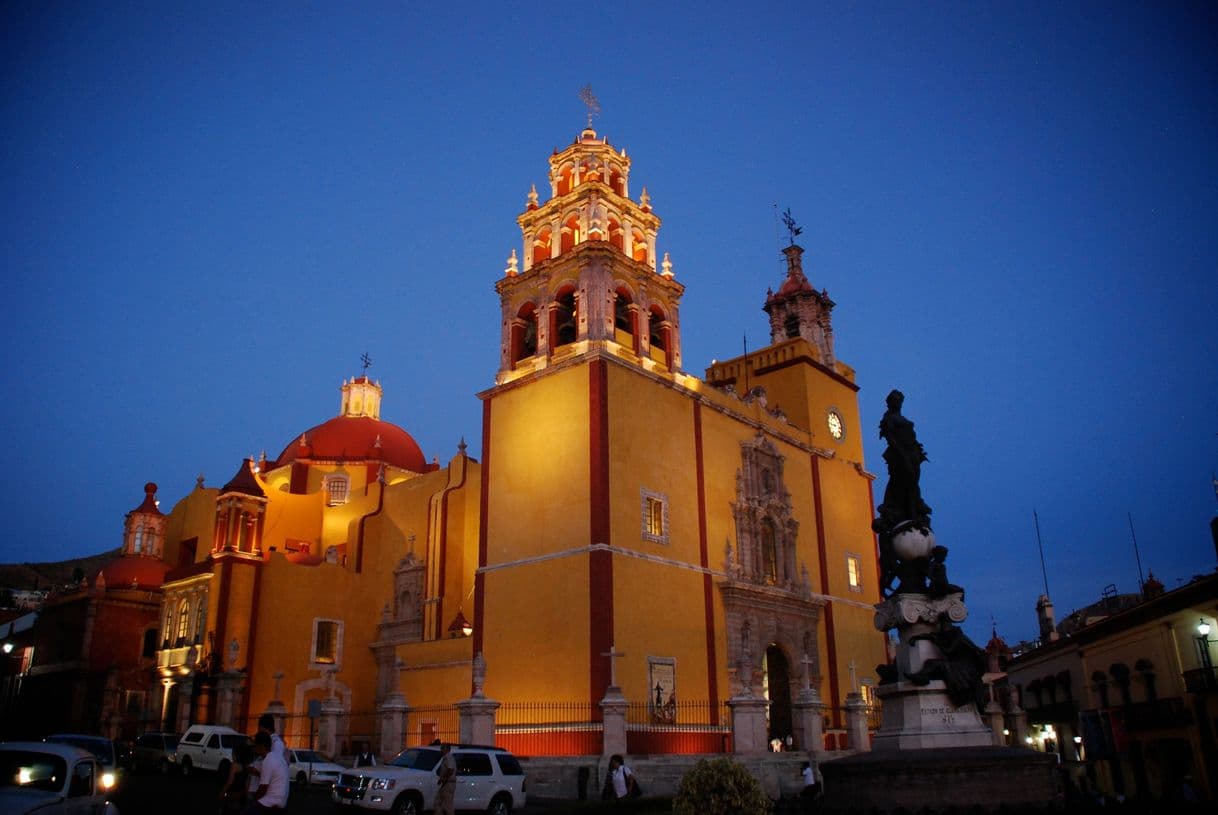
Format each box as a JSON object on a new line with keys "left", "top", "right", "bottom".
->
{"left": 875, "top": 390, "right": 931, "bottom": 532}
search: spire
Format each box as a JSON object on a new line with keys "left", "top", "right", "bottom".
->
{"left": 221, "top": 458, "right": 266, "bottom": 498}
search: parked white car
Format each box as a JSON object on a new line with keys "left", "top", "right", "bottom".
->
{"left": 332, "top": 744, "right": 525, "bottom": 814}
{"left": 287, "top": 748, "right": 344, "bottom": 786}
{"left": 0, "top": 740, "right": 120, "bottom": 814}
{"left": 175, "top": 725, "right": 249, "bottom": 776}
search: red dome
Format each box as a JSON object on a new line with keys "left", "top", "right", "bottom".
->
{"left": 275, "top": 416, "right": 427, "bottom": 473}
{"left": 774, "top": 271, "right": 815, "bottom": 298}
{"left": 100, "top": 557, "right": 170, "bottom": 590}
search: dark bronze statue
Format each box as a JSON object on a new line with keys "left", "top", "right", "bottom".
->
{"left": 905, "top": 621, "right": 987, "bottom": 711}
{"left": 874, "top": 389, "right": 931, "bottom": 534}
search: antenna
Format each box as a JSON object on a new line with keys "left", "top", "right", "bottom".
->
{"left": 742, "top": 334, "right": 750, "bottom": 396}
{"left": 577, "top": 85, "right": 601, "bottom": 129}
{"left": 1128, "top": 512, "right": 1146, "bottom": 594}
{"left": 1033, "top": 510, "right": 1050, "bottom": 598}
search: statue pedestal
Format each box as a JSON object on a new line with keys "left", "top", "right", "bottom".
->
{"left": 872, "top": 593, "right": 992, "bottom": 751}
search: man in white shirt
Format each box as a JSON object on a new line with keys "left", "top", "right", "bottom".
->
{"left": 244, "top": 731, "right": 289, "bottom": 812}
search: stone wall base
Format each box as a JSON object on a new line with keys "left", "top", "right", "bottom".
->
{"left": 820, "top": 746, "right": 1060, "bottom": 812}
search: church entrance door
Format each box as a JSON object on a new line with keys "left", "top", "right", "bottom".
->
{"left": 764, "top": 644, "right": 793, "bottom": 745}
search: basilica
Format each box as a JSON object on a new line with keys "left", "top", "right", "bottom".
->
{"left": 16, "top": 126, "right": 888, "bottom": 756}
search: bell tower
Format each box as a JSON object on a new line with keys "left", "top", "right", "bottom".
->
{"left": 496, "top": 127, "right": 684, "bottom": 383}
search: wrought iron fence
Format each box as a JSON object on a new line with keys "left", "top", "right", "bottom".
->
{"left": 625, "top": 700, "right": 731, "bottom": 755}
{"left": 495, "top": 701, "right": 601, "bottom": 756}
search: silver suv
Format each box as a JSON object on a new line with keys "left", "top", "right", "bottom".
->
{"left": 332, "top": 743, "right": 525, "bottom": 814}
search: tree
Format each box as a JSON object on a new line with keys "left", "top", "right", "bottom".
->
{"left": 673, "top": 757, "right": 770, "bottom": 815}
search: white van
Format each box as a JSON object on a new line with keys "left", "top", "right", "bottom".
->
{"left": 175, "top": 725, "right": 249, "bottom": 776}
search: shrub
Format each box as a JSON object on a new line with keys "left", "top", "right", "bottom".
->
{"left": 672, "top": 756, "right": 771, "bottom": 815}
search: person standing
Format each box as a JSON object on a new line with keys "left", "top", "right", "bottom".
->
{"left": 606, "top": 754, "right": 638, "bottom": 800}
{"left": 243, "top": 731, "right": 289, "bottom": 813}
{"left": 257, "top": 713, "right": 288, "bottom": 763}
{"left": 355, "top": 742, "right": 377, "bottom": 767}
{"left": 800, "top": 759, "right": 823, "bottom": 812}
{"left": 434, "top": 743, "right": 457, "bottom": 815}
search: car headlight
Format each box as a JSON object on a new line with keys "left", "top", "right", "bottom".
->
{"left": 370, "top": 778, "right": 395, "bottom": 790}
{"left": 101, "top": 771, "right": 117, "bottom": 790}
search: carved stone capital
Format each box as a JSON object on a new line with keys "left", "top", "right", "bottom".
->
{"left": 874, "top": 592, "right": 967, "bottom": 631}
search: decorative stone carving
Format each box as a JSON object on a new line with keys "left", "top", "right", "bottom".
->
{"left": 874, "top": 593, "right": 967, "bottom": 630}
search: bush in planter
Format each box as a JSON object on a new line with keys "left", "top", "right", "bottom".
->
{"left": 673, "top": 756, "right": 771, "bottom": 815}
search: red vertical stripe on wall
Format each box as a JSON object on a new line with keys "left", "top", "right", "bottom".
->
{"left": 588, "top": 360, "right": 614, "bottom": 707}
{"left": 811, "top": 455, "right": 842, "bottom": 726}
{"left": 473, "top": 399, "right": 492, "bottom": 658}
{"left": 239, "top": 561, "right": 262, "bottom": 727}
{"left": 693, "top": 403, "right": 720, "bottom": 720}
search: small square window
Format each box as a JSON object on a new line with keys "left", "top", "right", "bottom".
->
{"left": 325, "top": 476, "right": 349, "bottom": 506}
{"left": 640, "top": 489, "right": 668, "bottom": 544}
{"left": 846, "top": 554, "right": 862, "bottom": 593}
{"left": 313, "top": 619, "right": 341, "bottom": 665}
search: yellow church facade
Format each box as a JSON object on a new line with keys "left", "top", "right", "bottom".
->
{"left": 150, "top": 126, "right": 886, "bottom": 756}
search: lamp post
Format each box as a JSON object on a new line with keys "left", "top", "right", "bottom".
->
{"left": 1197, "top": 619, "right": 1214, "bottom": 670}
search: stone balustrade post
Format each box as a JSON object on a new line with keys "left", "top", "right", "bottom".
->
{"left": 844, "top": 692, "right": 872, "bottom": 752}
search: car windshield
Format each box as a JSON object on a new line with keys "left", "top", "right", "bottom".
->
{"left": 44, "top": 737, "right": 113, "bottom": 766}
{"left": 0, "top": 749, "right": 68, "bottom": 792}
{"left": 292, "top": 750, "right": 328, "bottom": 763}
{"left": 389, "top": 748, "right": 441, "bottom": 771}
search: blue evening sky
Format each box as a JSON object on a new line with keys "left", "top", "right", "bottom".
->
{"left": 3, "top": 1, "right": 1216, "bottom": 645}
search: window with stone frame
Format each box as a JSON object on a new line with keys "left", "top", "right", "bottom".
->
{"left": 312, "top": 619, "right": 342, "bottom": 666}
{"left": 641, "top": 488, "right": 668, "bottom": 544}
{"left": 325, "top": 475, "right": 349, "bottom": 506}
{"left": 846, "top": 553, "right": 863, "bottom": 592}
{"left": 175, "top": 599, "right": 191, "bottom": 645}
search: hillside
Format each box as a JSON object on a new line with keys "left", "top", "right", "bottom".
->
{"left": 0, "top": 549, "right": 123, "bottom": 591}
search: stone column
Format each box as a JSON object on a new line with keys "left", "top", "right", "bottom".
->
{"left": 214, "top": 671, "right": 246, "bottom": 730}
{"left": 456, "top": 697, "right": 500, "bottom": 745}
{"left": 265, "top": 700, "right": 288, "bottom": 743}
{"left": 792, "top": 687, "right": 827, "bottom": 753}
{"left": 317, "top": 697, "right": 345, "bottom": 757}
{"left": 728, "top": 694, "right": 770, "bottom": 755}
{"left": 984, "top": 692, "right": 1007, "bottom": 746}
{"left": 600, "top": 686, "right": 628, "bottom": 757}
{"left": 844, "top": 692, "right": 872, "bottom": 752}
{"left": 378, "top": 693, "right": 410, "bottom": 758}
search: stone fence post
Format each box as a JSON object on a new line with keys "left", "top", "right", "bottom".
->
{"left": 378, "top": 693, "right": 410, "bottom": 758}
{"left": 728, "top": 694, "right": 770, "bottom": 755}
{"left": 600, "top": 686, "right": 628, "bottom": 757}
{"left": 844, "top": 692, "right": 872, "bottom": 752}
{"left": 792, "top": 687, "right": 827, "bottom": 752}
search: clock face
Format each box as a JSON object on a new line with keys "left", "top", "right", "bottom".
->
{"left": 827, "top": 410, "right": 844, "bottom": 440}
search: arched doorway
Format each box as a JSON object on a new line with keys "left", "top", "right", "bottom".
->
{"left": 763, "top": 644, "right": 793, "bottom": 746}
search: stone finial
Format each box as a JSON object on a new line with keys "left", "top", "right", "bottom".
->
{"left": 639, "top": 187, "right": 650, "bottom": 211}
{"left": 527, "top": 184, "right": 539, "bottom": 209}
{"left": 661, "top": 252, "right": 673, "bottom": 278}
{"left": 458, "top": 437, "right": 468, "bottom": 455}
{"left": 472, "top": 651, "right": 487, "bottom": 698}
{"left": 505, "top": 248, "right": 519, "bottom": 276}
{"left": 196, "top": 474, "right": 206, "bottom": 488}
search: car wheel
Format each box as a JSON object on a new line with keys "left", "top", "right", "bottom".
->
{"left": 180, "top": 756, "right": 192, "bottom": 777}
{"left": 390, "top": 792, "right": 421, "bottom": 815}
{"left": 159, "top": 757, "right": 170, "bottom": 775}
{"left": 296, "top": 771, "right": 308, "bottom": 784}
{"left": 217, "top": 759, "right": 231, "bottom": 778}
{"left": 487, "top": 794, "right": 512, "bottom": 815}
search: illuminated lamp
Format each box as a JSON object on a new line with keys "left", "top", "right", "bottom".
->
{"left": 1, "top": 642, "right": 13, "bottom": 654}
{"left": 1199, "top": 619, "right": 1212, "bottom": 638}
{"left": 448, "top": 610, "right": 473, "bottom": 638}
{"left": 1073, "top": 736, "right": 1082, "bottom": 744}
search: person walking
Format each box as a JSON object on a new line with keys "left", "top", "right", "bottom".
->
{"left": 434, "top": 743, "right": 457, "bottom": 815}
{"left": 243, "top": 731, "right": 289, "bottom": 813}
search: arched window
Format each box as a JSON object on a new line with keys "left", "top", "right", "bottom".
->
{"left": 631, "top": 229, "right": 647, "bottom": 263}
{"left": 512, "top": 303, "right": 538, "bottom": 365}
{"left": 556, "top": 165, "right": 574, "bottom": 196}
{"left": 1091, "top": 671, "right": 1109, "bottom": 708}
{"left": 613, "top": 289, "right": 634, "bottom": 334}
{"left": 608, "top": 215, "right": 624, "bottom": 251}
{"left": 162, "top": 607, "right": 173, "bottom": 647}
{"left": 133, "top": 526, "right": 145, "bottom": 554}
{"left": 649, "top": 307, "right": 667, "bottom": 347}
{"left": 194, "top": 597, "right": 207, "bottom": 645}
{"left": 176, "top": 599, "right": 191, "bottom": 645}
{"left": 609, "top": 167, "right": 625, "bottom": 196}
{"left": 325, "top": 475, "right": 349, "bottom": 506}
{"left": 560, "top": 213, "right": 581, "bottom": 254}
{"left": 533, "top": 227, "right": 553, "bottom": 266}
{"left": 553, "top": 288, "right": 578, "bottom": 347}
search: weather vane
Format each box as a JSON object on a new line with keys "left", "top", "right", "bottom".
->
{"left": 578, "top": 84, "right": 601, "bottom": 129}
{"left": 360, "top": 352, "right": 373, "bottom": 376}
{"left": 781, "top": 208, "right": 802, "bottom": 246}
